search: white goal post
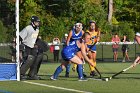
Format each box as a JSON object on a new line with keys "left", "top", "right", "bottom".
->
{"left": 16, "top": 0, "right": 20, "bottom": 81}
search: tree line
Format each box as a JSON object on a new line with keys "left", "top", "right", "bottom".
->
{"left": 0, "top": 0, "right": 140, "bottom": 42}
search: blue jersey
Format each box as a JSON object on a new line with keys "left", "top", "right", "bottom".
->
{"left": 70, "top": 29, "right": 83, "bottom": 42}
{"left": 61, "top": 40, "right": 80, "bottom": 61}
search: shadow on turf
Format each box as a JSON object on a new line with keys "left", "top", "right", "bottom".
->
{"left": 110, "top": 77, "right": 140, "bottom": 79}
{"left": 98, "top": 72, "right": 140, "bottom": 80}
{"left": 37, "top": 74, "right": 104, "bottom": 81}
{"left": 96, "top": 58, "right": 135, "bottom": 63}
{"left": 34, "top": 74, "right": 74, "bottom": 81}
{"left": 101, "top": 72, "right": 140, "bottom": 75}
{"left": 22, "top": 74, "right": 140, "bottom": 81}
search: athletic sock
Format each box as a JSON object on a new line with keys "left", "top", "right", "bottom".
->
{"left": 77, "top": 64, "right": 84, "bottom": 79}
{"left": 89, "top": 59, "right": 96, "bottom": 72}
{"left": 53, "top": 66, "right": 63, "bottom": 79}
{"left": 66, "top": 63, "right": 71, "bottom": 74}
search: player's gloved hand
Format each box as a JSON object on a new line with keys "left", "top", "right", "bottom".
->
{"left": 89, "top": 61, "right": 94, "bottom": 67}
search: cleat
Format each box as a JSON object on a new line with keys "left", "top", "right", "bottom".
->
{"left": 122, "top": 59, "right": 126, "bottom": 62}
{"left": 83, "top": 73, "right": 87, "bottom": 78}
{"left": 78, "top": 77, "right": 88, "bottom": 81}
{"left": 20, "top": 75, "right": 27, "bottom": 80}
{"left": 28, "top": 75, "right": 41, "bottom": 80}
{"left": 65, "top": 72, "right": 69, "bottom": 77}
{"left": 90, "top": 71, "right": 97, "bottom": 77}
{"left": 50, "top": 76, "right": 57, "bottom": 80}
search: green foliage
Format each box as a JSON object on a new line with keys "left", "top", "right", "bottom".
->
{"left": 1, "top": 0, "right": 140, "bottom": 42}
{"left": 0, "top": 21, "right": 8, "bottom": 42}
{"left": 19, "top": 0, "right": 42, "bottom": 29}
{"left": 100, "top": 32, "right": 112, "bottom": 42}
{"left": 114, "top": 0, "right": 140, "bottom": 33}
{"left": 112, "top": 22, "right": 135, "bottom": 41}
{"left": 117, "top": 22, "right": 135, "bottom": 40}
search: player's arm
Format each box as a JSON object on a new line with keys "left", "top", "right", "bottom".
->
{"left": 132, "top": 56, "right": 140, "bottom": 67}
{"left": 66, "top": 30, "right": 72, "bottom": 46}
{"left": 82, "top": 30, "right": 85, "bottom": 35}
{"left": 80, "top": 42, "right": 94, "bottom": 67}
{"left": 96, "top": 30, "right": 101, "bottom": 42}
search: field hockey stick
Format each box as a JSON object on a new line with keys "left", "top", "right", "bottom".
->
{"left": 88, "top": 40, "right": 103, "bottom": 78}
{"left": 109, "top": 65, "right": 133, "bottom": 79}
{"left": 94, "top": 67, "right": 102, "bottom": 79}
{"left": 108, "top": 63, "right": 139, "bottom": 80}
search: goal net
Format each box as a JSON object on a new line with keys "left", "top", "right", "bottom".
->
{"left": 0, "top": 43, "right": 17, "bottom": 81}
{"left": 0, "top": 0, "right": 20, "bottom": 81}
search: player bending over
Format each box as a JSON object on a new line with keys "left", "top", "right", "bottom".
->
{"left": 50, "top": 32, "right": 94, "bottom": 81}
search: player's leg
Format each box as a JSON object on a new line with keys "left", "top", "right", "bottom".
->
{"left": 53, "top": 50, "right": 57, "bottom": 62}
{"left": 87, "top": 44, "right": 97, "bottom": 77}
{"left": 114, "top": 48, "right": 118, "bottom": 61}
{"left": 72, "top": 63, "right": 77, "bottom": 72}
{"left": 20, "top": 46, "right": 38, "bottom": 80}
{"left": 57, "top": 50, "right": 60, "bottom": 62}
{"left": 125, "top": 49, "right": 130, "bottom": 61}
{"left": 75, "top": 51, "right": 87, "bottom": 77}
{"left": 114, "top": 50, "right": 117, "bottom": 61}
{"left": 28, "top": 53, "right": 43, "bottom": 79}
{"left": 113, "top": 48, "right": 117, "bottom": 61}
{"left": 116, "top": 48, "right": 119, "bottom": 61}
{"left": 70, "top": 55, "right": 86, "bottom": 81}
{"left": 122, "top": 50, "right": 125, "bottom": 62}
{"left": 36, "top": 54, "right": 43, "bottom": 74}
{"left": 51, "top": 61, "right": 68, "bottom": 80}
{"left": 65, "top": 62, "right": 71, "bottom": 77}
{"left": 20, "top": 55, "right": 35, "bottom": 76}
{"left": 55, "top": 50, "right": 59, "bottom": 62}
{"left": 72, "top": 51, "right": 82, "bottom": 72}
{"left": 88, "top": 51, "right": 97, "bottom": 77}
{"left": 65, "top": 51, "right": 82, "bottom": 77}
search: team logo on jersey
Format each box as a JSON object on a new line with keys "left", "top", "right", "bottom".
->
{"left": 69, "top": 41, "right": 76, "bottom": 45}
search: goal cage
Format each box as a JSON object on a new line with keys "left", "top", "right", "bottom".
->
{"left": 0, "top": 0, "right": 20, "bottom": 81}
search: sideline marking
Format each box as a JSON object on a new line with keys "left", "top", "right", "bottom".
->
{"left": 23, "top": 81, "right": 93, "bottom": 93}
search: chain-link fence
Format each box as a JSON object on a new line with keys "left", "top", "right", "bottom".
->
{"left": 43, "top": 43, "right": 140, "bottom": 63}
{"left": 96, "top": 43, "right": 140, "bottom": 62}
{"left": 0, "top": 0, "right": 15, "bottom": 63}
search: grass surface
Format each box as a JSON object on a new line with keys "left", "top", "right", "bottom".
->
{"left": 0, "top": 44, "right": 140, "bottom": 93}
{"left": 0, "top": 62, "right": 140, "bottom": 93}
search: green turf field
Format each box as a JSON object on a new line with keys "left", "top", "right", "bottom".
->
{"left": 0, "top": 62, "right": 140, "bottom": 93}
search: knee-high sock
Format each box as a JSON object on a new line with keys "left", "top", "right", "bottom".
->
{"left": 73, "top": 63, "right": 77, "bottom": 70}
{"left": 89, "top": 59, "right": 96, "bottom": 72}
{"left": 53, "top": 66, "right": 63, "bottom": 79}
{"left": 82, "top": 65, "right": 85, "bottom": 72}
{"left": 77, "top": 64, "right": 83, "bottom": 79}
{"left": 66, "top": 63, "right": 71, "bottom": 73}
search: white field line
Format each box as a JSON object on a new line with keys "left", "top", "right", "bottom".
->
{"left": 23, "top": 81, "right": 93, "bottom": 93}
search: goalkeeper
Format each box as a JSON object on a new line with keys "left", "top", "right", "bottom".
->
{"left": 19, "top": 16, "right": 41, "bottom": 80}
